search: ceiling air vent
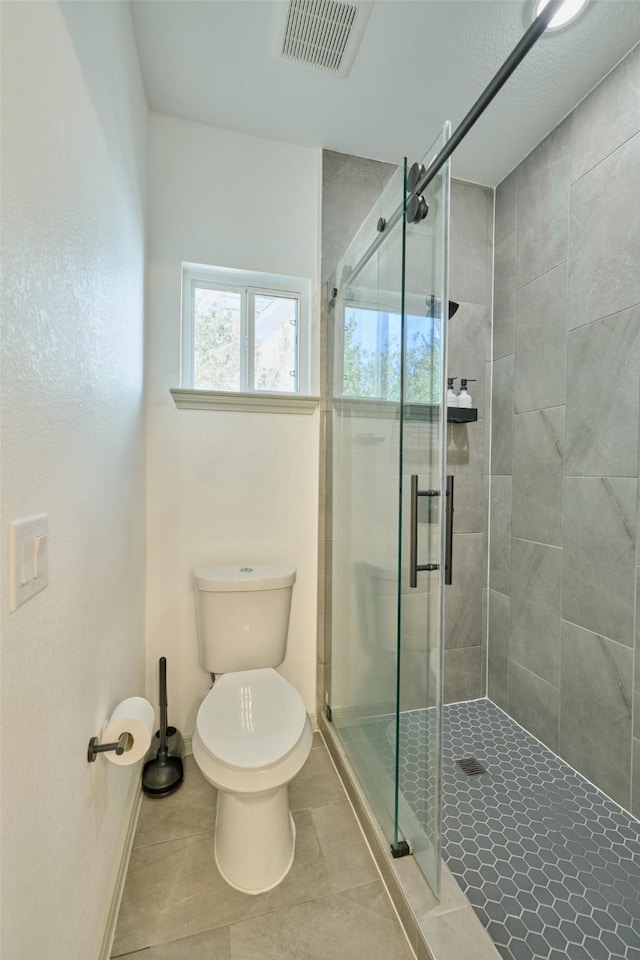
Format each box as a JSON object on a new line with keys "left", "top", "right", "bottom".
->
{"left": 274, "top": 0, "right": 373, "bottom": 78}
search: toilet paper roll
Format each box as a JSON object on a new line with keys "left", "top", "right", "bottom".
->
{"left": 102, "top": 697, "right": 155, "bottom": 766}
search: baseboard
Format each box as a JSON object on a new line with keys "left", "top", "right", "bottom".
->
{"left": 97, "top": 783, "right": 143, "bottom": 960}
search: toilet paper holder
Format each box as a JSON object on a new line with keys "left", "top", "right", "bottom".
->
{"left": 87, "top": 731, "right": 132, "bottom": 763}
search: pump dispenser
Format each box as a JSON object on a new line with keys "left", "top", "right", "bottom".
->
{"left": 447, "top": 378, "right": 458, "bottom": 407}
{"left": 458, "top": 378, "right": 476, "bottom": 409}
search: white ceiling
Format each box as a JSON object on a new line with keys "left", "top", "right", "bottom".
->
{"left": 131, "top": 0, "right": 640, "bottom": 186}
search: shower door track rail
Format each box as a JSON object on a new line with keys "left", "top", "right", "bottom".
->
{"left": 336, "top": 0, "right": 563, "bottom": 291}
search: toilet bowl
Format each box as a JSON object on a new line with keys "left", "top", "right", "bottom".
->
{"left": 193, "top": 667, "right": 312, "bottom": 894}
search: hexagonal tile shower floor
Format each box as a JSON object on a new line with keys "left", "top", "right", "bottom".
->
{"left": 365, "top": 699, "right": 640, "bottom": 960}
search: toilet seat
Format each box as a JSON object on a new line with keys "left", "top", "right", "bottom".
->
{"left": 196, "top": 668, "right": 308, "bottom": 771}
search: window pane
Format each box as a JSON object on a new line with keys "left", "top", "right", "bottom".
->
{"left": 405, "top": 313, "right": 441, "bottom": 404}
{"left": 342, "top": 306, "right": 440, "bottom": 403}
{"left": 254, "top": 295, "right": 297, "bottom": 393}
{"left": 193, "top": 288, "right": 241, "bottom": 391}
{"left": 342, "top": 306, "right": 401, "bottom": 400}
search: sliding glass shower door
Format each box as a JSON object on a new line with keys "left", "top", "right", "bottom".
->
{"left": 326, "top": 126, "right": 451, "bottom": 893}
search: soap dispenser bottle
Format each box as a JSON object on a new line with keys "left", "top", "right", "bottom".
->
{"left": 458, "top": 378, "right": 476, "bottom": 409}
{"left": 447, "top": 378, "right": 458, "bottom": 407}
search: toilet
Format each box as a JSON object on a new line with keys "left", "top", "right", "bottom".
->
{"left": 191, "top": 563, "right": 313, "bottom": 895}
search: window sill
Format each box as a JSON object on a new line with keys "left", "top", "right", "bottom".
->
{"left": 171, "top": 388, "right": 320, "bottom": 415}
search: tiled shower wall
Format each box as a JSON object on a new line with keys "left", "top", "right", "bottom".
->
{"left": 487, "top": 43, "right": 640, "bottom": 817}
{"left": 319, "top": 150, "right": 493, "bottom": 713}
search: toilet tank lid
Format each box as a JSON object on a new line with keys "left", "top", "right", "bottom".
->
{"left": 193, "top": 563, "right": 296, "bottom": 592}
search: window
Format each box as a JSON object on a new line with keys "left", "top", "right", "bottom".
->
{"left": 339, "top": 300, "right": 441, "bottom": 404}
{"left": 181, "top": 264, "right": 311, "bottom": 395}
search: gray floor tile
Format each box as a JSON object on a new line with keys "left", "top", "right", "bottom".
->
{"left": 112, "top": 809, "right": 330, "bottom": 955}
{"left": 134, "top": 761, "right": 216, "bottom": 849}
{"left": 386, "top": 700, "right": 640, "bottom": 960}
{"left": 289, "top": 744, "right": 345, "bottom": 811}
{"left": 421, "top": 906, "right": 498, "bottom": 960}
{"left": 114, "top": 925, "right": 231, "bottom": 959}
{"left": 310, "top": 799, "right": 379, "bottom": 893}
{"left": 228, "top": 885, "right": 414, "bottom": 960}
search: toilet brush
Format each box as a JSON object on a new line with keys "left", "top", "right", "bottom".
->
{"left": 142, "top": 657, "right": 184, "bottom": 797}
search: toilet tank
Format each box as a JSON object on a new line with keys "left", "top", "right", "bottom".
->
{"left": 192, "top": 563, "right": 296, "bottom": 674}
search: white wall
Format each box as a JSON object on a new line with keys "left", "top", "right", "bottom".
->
{"left": 0, "top": 3, "right": 147, "bottom": 958}
{"left": 146, "top": 113, "right": 321, "bottom": 731}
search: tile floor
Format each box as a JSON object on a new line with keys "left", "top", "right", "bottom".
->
{"left": 358, "top": 700, "right": 640, "bottom": 960}
{"left": 111, "top": 733, "right": 416, "bottom": 959}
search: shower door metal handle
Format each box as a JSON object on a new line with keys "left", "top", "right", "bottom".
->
{"left": 409, "top": 475, "right": 440, "bottom": 588}
{"left": 444, "top": 475, "right": 454, "bottom": 586}
{"left": 409, "top": 474, "right": 454, "bottom": 588}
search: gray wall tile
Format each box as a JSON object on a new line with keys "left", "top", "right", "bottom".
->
{"left": 443, "top": 647, "right": 483, "bottom": 704}
{"left": 445, "top": 533, "right": 484, "bottom": 649}
{"left": 493, "top": 233, "right": 515, "bottom": 361}
{"left": 491, "top": 356, "right": 513, "bottom": 475}
{"left": 516, "top": 121, "right": 570, "bottom": 289}
{"left": 568, "top": 132, "right": 640, "bottom": 329}
{"left": 321, "top": 151, "right": 396, "bottom": 283}
{"left": 447, "top": 302, "right": 490, "bottom": 418}
{"left": 487, "top": 590, "right": 509, "bottom": 710}
{"left": 510, "top": 539, "right": 561, "bottom": 686}
{"left": 495, "top": 170, "right": 516, "bottom": 246}
{"left": 488, "top": 45, "right": 640, "bottom": 819}
{"left": 634, "top": 569, "right": 640, "bottom": 739}
{"left": 512, "top": 407, "right": 564, "bottom": 546}
{"left": 565, "top": 305, "right": 640, "bottom": 477}
{"left": 559, "top": 621, "right": 632, "bottom": 809}
{"left": 562, "top": 477, "right": 637, "bottom": 646}
{"left": 570, "top": 43, "right": 640, "bottom": 183}
{"left": 633, "top": 738, "right": 640, "bottom": 820}
{"left": 507, "top": 661, "right": 559, "bottom": 752}
{"left": 448, "top": 420, "right": 485, "bottom": 533}
{"left": 450, "top": 181, "right": 493, "bottom": 305}
{"left": 514, "top": 263, "right": 567, "bottom": 413}
{"left": 489, "top": 476, "right": 512, "bottom": 596}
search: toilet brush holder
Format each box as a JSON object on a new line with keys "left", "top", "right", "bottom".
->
{"left": 142, "top": 657, "right": 184, "bottom": 798}
{"left": 144, "top": 726, "right": 183, "bottom": 765}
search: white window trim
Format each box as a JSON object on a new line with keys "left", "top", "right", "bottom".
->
{"left": 180, "top": 262, "right": 312, "bottom": 398}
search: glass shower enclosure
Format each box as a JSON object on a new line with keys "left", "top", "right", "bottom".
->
{"left": 325, "top": 125, "right": 451, "bottom": 893}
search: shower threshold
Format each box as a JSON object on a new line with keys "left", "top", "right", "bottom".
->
{"left": 322, "top": 699, "right": 640, "bottom": 960}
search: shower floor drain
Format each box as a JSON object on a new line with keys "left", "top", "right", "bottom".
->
{"left": 455, "top": 756, "right": 487, "bottom": 776}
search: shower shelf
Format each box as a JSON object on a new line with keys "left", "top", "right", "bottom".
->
{"left": 447, "top": 407, "right": 478, "bottom": 423}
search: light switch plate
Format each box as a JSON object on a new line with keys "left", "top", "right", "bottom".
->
{"left": 9, "top": 514, "right": 48, "bottom": 611}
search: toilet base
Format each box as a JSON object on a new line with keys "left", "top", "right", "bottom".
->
{"left": 214, "top": 785, "right": 296, "bottom": 894}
